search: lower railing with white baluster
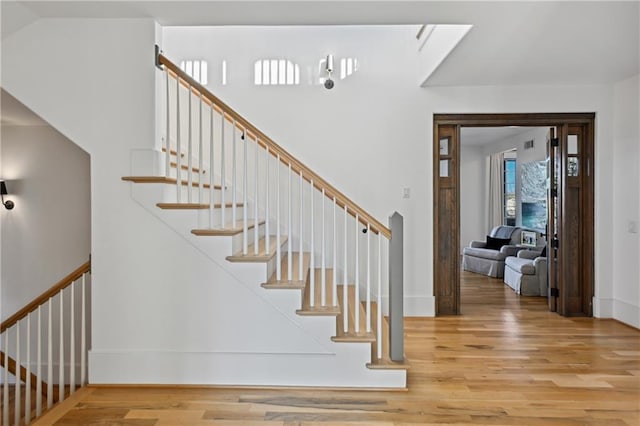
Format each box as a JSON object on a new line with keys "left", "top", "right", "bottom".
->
{"left": 0, "top": 261, "right": 91, "bottom": 426}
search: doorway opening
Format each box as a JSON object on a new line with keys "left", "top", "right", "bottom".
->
{"left": 433, "top": 113, "right": 594, "bottom": 317}
{"left": 459, "top": 126, "right": 549, "bottom": 313}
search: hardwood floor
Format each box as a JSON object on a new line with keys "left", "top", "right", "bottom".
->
{"left": 32, "top": 271, "right": 640, "bottom": 425}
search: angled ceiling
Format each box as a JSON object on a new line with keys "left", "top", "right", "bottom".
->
{"left": 1, "top": 89, "right": 48, "bottom": 126}
{"left": 2, "top": 1, "right": 639, "bottom": 86}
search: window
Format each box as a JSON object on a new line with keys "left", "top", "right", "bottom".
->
{"left": 339, "top": 57, "right": 359, "bottom": 80}
{"left": 504, "top": 158, "right": 516, "bottom": 226}
{"left": 179, "top": 60, "right": 208, "bottom": 85}
{"left": 254, "top": 59, "right": 300, "bottom": 85}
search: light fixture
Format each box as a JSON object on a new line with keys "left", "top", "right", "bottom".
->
{"left": 324, "top": 54, "right": 335, "bottom": 90}
{"left": 1, "top": 180, "right": 15, "bottom": 210}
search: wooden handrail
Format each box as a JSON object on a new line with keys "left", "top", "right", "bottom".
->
{"left": 159, "top": 54, "right": 391, "bottom": 238}
{"left": 0, "top": 260, "right": 90, "bottom": 333}
{"left": 0, "top": 351, "right": 58, "bottom": 401}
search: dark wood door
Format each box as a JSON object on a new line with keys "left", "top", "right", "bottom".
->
{"left": 433, "top": 124, "right": 459, "bottom": 315}
{"left": 558, "top": 124, "right": 593, "bottom": 316}
{"left": 433, "top": 113, "right": 594, "bottom": 317}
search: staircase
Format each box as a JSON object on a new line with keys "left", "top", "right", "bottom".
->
{"left": 119, "top": 49, "right": 408, "bottom": 388}
{"left": 1, "top": 261, "right": 91, "bottom": 425}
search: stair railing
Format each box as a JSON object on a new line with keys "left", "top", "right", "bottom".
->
{"left": 157, "top": 48, "right": 394, "bottom": 354}
{"left": 0, "top": 260, "right": 91, "bottom": 426}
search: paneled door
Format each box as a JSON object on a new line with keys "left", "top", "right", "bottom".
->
{"left": 433, "top": 114, "right": 594, "bottom": 317}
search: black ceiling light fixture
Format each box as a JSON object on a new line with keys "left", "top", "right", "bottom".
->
{"left": 1, "top": 180, "right": 15, "bottom": 210}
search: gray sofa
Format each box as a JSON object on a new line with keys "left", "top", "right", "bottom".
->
{"left": 504, "top": 249, "right": 547, "bottom": 296}
{"left": 462, "top": 226, "right": 523, "bottom": 278}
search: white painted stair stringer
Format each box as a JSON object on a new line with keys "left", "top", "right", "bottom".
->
{"left": 119, "top": 181, "right": 406, "bottom": 387}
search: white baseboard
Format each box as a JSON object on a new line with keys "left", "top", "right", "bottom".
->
{"left": 593, "top": 297, "right": 613, "bottom": 318}
{"left": 89, "top": 349, "right": 406, "bottom": 388}
{"left": 613, "top": 299, "right": 640, "bottom": 329}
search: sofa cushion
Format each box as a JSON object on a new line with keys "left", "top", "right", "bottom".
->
{"left": 505, "top": 256, "right": 536, "bottom": 275}
{"left": 486, "top": 235, "right": 511, "bottom": 250}
{"left": 463, "top": 247, "right": 507, "bottom": 261}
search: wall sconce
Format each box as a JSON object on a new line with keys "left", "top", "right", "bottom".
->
{"left": 1, "top": 180, "right": 15, "bottom": 210}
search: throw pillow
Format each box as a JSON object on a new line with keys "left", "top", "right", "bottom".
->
{"left": 486, "top": 235, "right": 511, "bottom": 250}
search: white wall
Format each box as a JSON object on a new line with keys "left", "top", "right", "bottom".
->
{"left": 0, "top": 124, "right": 90, "bottom": 321}
{"left": 612, "top": 74, "right": 640, "bottom": 328}
{"left": 1, "top": 19, "right": 634, "bottom": 383}
{"left": 1, "top": 20, "right": 409, "bottom": 387}
{"left": 460, "top": 145, "right": 486, "bottom": 249}
{"left": 163, "top": 26, "right": 620, "bottom": 318}
{"left": 163, "top": 26, "right": 427, "bottom": 312}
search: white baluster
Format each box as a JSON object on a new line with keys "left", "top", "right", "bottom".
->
{"left": 265, "top": 147, "right": 270, "bottom": 254}
{"left": 321, "top": 188, "right": 326, "bottom": 306}
{"left": 198, "top": 94, "right": 204, "bottom": 204}
{"left": 3, "top": 333, "right": 9, "bottom": 425}
{"left": 366, "top": 223, "right": 371, "bottom": 333}
{"left": 354, "top": 214, "right": 360, "bottom": 334}
{"left": 220, "top": 114, "right": 226, "bottom": 227}
{"left": 310, "top": 180, "right": 315, "bottom": 307}
{"left": 15, "top": 321, "right": 20, "bottom": 426}
{"left": 333, "top": 197, "right": 337, "bottom": 306}
{"left": 209, "top": 105, "right": 215, "bottom": 228}
{"left": 254, "top": 139, "right": 259, "bottom": 255}
{"left": 298, "top": 171, "right": 303, "bottom": 281}
{"left": 276, "top": 155, "right": 281, "bottom": 280}
{"left": 26, "top": 315, "right": 31, "bottom": 425}
{"left": 232, "top": 121, "right": 237, "bottom": 225}
{"left": 187, "top": 85, "right": 193, "bottom": 203}
{"left": 343, "top": 205, "right": 348, "bottom": 333}
{"left": 70, "top": 282, "right": 76, "bottom": 394}
{"left": 377, "top": 234, "right": 383, "bottom": 359}
{"left": 165, "top": 69, "right": 171, "bottom": 178}
{"left": 81, "top": 274, "right": 86, "bottom": 387}
{"left": 47, "top": 299, "right": 53, "bottom": 408}
{"left": 175, "top": 77, "right": 182, "bottom": 203}
{"left": 288, "top": 164, "right": 292, "bottom": 280}
{"left": 59, "top": 291, "right": 64, "bottom": 402}
{"left": 243, "top": 131, "right": 248, "bottom": 255}
{"left": 36, "top": 305, "right": 42, "bottom": 416}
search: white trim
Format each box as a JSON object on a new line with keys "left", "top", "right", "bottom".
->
{"left": 613, "top": 299, "right": 640, "bottom": 329}
{"left": 89, "top": 349, "right": 406, "bottom": 388}
{"left": 593, "top": 297, "right": 613, "bottom": 318}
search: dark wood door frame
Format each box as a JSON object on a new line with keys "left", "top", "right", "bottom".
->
{"left": 433, "top": 113, "right": 595, "bottom": 316}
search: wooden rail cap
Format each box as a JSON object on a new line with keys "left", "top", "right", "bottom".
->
{"left": 157, "top": 52, "right": 391, "bottom": 238}
{"left": 1, "top": 260, "right": 91, "bottom": 333}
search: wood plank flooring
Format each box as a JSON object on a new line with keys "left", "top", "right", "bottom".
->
{"left": 32, "top": 271, "right": 640, "bottom": 425}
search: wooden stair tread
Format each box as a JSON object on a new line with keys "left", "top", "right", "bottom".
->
{"left": 170, "top": 161, "right": 205, "bottom": 174}
{"left": 226, "top": 236, "right": 287, "bottom": 262}
{"left": 333, "top": 284, "right": 376, "bottom": 343}
{"left": 161, "top": 147, "right": 184, "bottom": 157}
{"left": 157, "top": 202, "right": 242, "bottom": 210}
{"left": 192, "top": 220, "right": 266, "bottom": 236}
{"left": 296, "top": 268, "right": 340, "bottom": 316}
{"left": 121, "top": 176, "right": 221, "bottom": 189}
{"left": 367, "top": 301, "right": 410, "bottom": 370}
{"left": 262, "top": 252, "right": 311, "bottom": 289}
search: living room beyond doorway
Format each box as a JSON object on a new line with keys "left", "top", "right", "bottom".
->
{"left": 433, "top": 113, "right": 595, "bottom": 317}
{"left": 459, "top": 126, "right": 549, "bottom": 312}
